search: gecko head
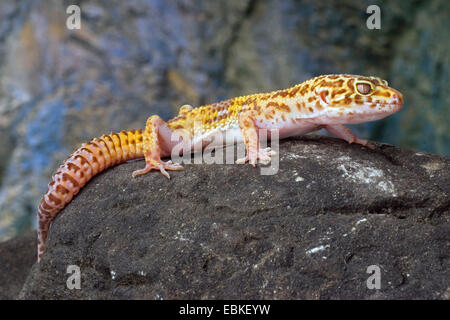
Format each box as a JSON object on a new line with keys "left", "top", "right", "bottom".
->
{"left": 312, "top": 74, "right": 404, "bottom": 124}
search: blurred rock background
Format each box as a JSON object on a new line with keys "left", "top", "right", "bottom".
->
{"left": 0, "top": 0, "right": 448, "bottom": 240}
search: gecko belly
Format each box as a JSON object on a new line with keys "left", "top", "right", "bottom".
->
{"left": 190, "top": 126, "right": 244, "bottom": 151}
{"left": 255, "top": 117, "right": 320, "bottom": 140}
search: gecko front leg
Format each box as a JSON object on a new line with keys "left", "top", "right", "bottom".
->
{"left": 324, "top": 124, "right": 375, "bottom": 149}
{"left": 132, "top": 115, "right": 184, "bottom": 179}
{"left": 236, "top": 110, "right": 276, "bottom": 166}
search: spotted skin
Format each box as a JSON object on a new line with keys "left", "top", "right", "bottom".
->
{"left": 37, "top": 74, "right": 403, "bottom": 262}
{"left": 37, "top": 130, "right": 144, "bottom": 261}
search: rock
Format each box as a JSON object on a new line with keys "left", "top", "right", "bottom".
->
{"left": 19, "top": 137, "right": 449, "bottom": 299}
{"left": 0, "top": 231, "right": 36, "bottom": 299}
{"left": 0, "top": 0, "right": 449, "bottom": 241}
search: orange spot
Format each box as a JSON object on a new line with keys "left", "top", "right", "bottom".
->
{"left": 278, "top": 103, "right": 290, "bottom": 112}
{"left": 347, "top": 79, "right": 354, "bottom": 90}
{"left": 315, "top": 101, "right": 323, "bottom": 110}
{"left": 67, "top": 162, "right": 81, "bottom": 173}
{"left": 299, "top": 84, "right": 309, "bottom": 95}
{"left": 80, "top": 147, "right": 94, "bottom": 155}
{"left": 272, "top": 89, "right": 289, "bottom": 98}
{"left": 56, "top": 185, "right": 69, "bottom": 195}
{"left": 41, "top": 200, "right": 52, "bottom": 210}
{"left": 48, "top": 193, "right": 61, "bottom": 205}
{"left": 63, "top": 173, "right": 80, "bottom": 188}
{"left": 288, "top": 86, "right": 301, "bottom": 97}
{"left": 320, "top": 91, "right": 328, "bottom": 104}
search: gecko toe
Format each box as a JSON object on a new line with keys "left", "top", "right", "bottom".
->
{"left": 132, "top": 160, "right": 183, "bottom": 179}
{"left": 236, "top": 156, "right": 248, "bottom": 164}
{"left": 158, "top": 165, "right": 171, "bottom": 179}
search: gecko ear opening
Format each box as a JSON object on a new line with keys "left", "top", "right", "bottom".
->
{"left": 319, "top": 90, "right": 329, "bottom": 104}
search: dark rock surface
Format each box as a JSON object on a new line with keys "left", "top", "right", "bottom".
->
{"left": 0, "top": 0, "right": 449, "bottom": 242}
{"left": 19, "top": 138, "right": 449, "bottom": 299}
{"left": 0, "top": 231, "right": 36, "bottom": 299}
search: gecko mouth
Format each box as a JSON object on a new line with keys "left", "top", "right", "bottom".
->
{"left": 363, "top": 103, "right": 403, "bottom": 109}
{"left": 328, "top": 102, "right": 403, "bottom": 108}
{"left": 327, "top": 101, "right": 403, "bottom": 124}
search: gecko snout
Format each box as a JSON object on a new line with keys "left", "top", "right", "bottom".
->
{"left": 390, "top": 90, "right": 404, "bottom": 110}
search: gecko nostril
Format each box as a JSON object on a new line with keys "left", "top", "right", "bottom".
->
{"left": 391, "top": 93, "right": 401, "bottom": 103}
{"left": 391, "top": 92, "right": 404, "bottom": 107}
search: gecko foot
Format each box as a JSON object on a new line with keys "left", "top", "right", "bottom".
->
{"left": 350, "top": 138, "right": 376, "bottom": 150}
{"left": 236, "top": 147, "right": 276, "bottom": 167}
{"left": 132, "top": 160, "right": 183, "bottom": 179}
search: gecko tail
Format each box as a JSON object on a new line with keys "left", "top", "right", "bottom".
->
{"left": 36, "top": 129, "right": 145, "bottom": 262}
{"left": 37, "top": 209, "right": 49, "bottom": 262}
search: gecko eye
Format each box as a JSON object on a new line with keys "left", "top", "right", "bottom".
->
{"left": 355, "top": 82, "right": 373, "bottom": 95}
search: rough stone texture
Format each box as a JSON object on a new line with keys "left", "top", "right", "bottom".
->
{"left": 0, "top": 0, "right": 449, "bottom": 241}
{"left": 0, "top": 231, "right": 36, "bottom": 299}
{"left": 18, "top": 138, "right": 449, "bottom": 299}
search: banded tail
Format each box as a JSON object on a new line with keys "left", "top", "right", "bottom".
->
{"left": 37, "top": 129, "right": 144, "bottom": 262}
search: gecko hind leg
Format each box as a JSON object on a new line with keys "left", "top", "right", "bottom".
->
{"left": 324, "top": 124, "right": 375, "bottom": 149}
{"left": 132, "top": 115, "right": 184, "bottom": 179}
